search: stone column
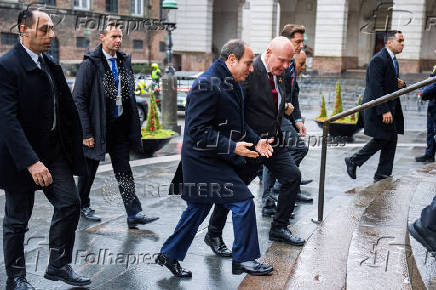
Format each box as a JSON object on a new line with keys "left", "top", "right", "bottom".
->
{"left": 392, "top": 0, "right": 426, "bottom": 73}
{"left": 312, "top": 0, "right": 348, "bottom": 74}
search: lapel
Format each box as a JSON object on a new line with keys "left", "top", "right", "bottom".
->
{"left": 277, "top": 74, "right": 286, "bottom": 116}
{"left": 382, "top": 48, "right": 397, "bottom": 78}
{"left": 253, "top": 56, "right": 277, "bottom": 114}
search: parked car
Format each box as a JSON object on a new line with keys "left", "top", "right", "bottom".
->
{"left": 175, "top": 71, "right": 202, "bottom": 111}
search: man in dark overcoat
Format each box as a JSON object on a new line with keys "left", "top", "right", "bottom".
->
{"left": 73, "top": 23, "right": 158, "bottom": 228}
{"left": 345, "top": 30, "right": 405, "bottom": 181}
{"left": 0, "top": 9, "right": 90, "bottom": 289}
{"left": 156, "top": 40, "right": 274, "bottom": 278}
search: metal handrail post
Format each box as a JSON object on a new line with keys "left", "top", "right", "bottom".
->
{"left": 314, "top": 76, "right": 436, "bottom": 224}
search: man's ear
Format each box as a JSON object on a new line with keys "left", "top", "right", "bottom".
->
{"left": 19, "top": 24, "right": 28, "bottom": 35}
{"left": 227, "top": 53, "right": 237, "bottom": 64}
{"left": 99, "top": 33, "right": 105, "bottom": 42}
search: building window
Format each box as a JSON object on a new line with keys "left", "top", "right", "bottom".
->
{"left": 74, "top": 0, "right": 89, "bottom": 10}
{"left": 133, "top": 40, "right": 143, "bottom": 49}
{"left": 1, "top": 32, "right": 18, "bottom": 46}
{"left": 39, "top": 0, "right": 56, "bottom": 6}
{"left": 76, "top": 37, "right": 89, "bottom": 49}
{"left": 131, "top": 0, "right": 143, "bottom": 16}
{"left": 106, "top": 0, "right": 118, "bottom": 13}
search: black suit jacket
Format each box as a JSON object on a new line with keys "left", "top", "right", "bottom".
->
{"left": 362, "top": 48, "right": 404, "bottom": 140}
{"left": 284, "top": 61, "right": 301, "bottom": 123}
{"left": 0, "top": 43, "right": 85, "bottom": 191}
{"left": 243, "top": 55, "right": 287, "bottom": 139}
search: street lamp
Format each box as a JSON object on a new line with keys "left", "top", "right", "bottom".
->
{"left": 160, "top": 0, "right": 181, "bottom": 133}
{"left": 161, "top": 0, "right": 178, "bottom": 75}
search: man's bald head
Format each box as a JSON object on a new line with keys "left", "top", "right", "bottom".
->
{"left": 264, "top": 36, "right": 295, "bottom": 76}
{"left": 295, "top": 51, "right": 307, "bottom": 76}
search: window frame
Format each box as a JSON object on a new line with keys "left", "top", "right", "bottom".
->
{"left": 74, "top": 0, "right": 90, "bottom": 10}
{"left": 131, "top": 0, "right": 143, "bottom": 16}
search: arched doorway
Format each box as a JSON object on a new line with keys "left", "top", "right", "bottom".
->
{"left": 278, "top": 0, "right": 317, "bottom": 64}
{"left": 421, "top": 0, "right": 436, "bottom": 71}
{"left": 212, "top": 0, "right": 244, "bottom": 60}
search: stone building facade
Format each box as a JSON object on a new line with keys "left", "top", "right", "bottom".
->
{"left": 171, "top": 0, "right": 436, "bottom": 74}
{"left": 0, "top": 0, "right": 165, "bottom": 69}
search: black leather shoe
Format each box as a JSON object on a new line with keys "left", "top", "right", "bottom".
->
{"left": 44, "top": 264, "right": 91, "bottom": 286}
{"left": 81, "top": 207, "right": 101, "bottom": 221}
{"left": 6, "top": 276, "right": 34, "bottom": 290}
{"left": 127, "top": 212, "right": 159, "bottom": 229}
{"left": 155, "top": 253, "right": 192, "bottom": 278}
{"left": 345, "top": 157, "right": 357, "bottom": 179}
{"left": 409, "top": 218, "right": 436, "bottom": 254}
{"left": 204, "top": 233, "right": 232, "bottom": 257}
{"left": 415, "top": 155, "right": 435, "bottom": 162}
{"left": 296, "top": 192, "right": 313, "bottom": 202}
{"left": 374, "top": 174, "right": 391, "bottom": 182}
{"left": 269, "top": 227, "right": 305, "bottom": 246}
{"left": 262, "top": 207, "right": 277, "bottom": 217}
{"left": 232, "top": 260, "right": 273, "bottom": 276}
{"left": 300, "top": 179, "right": 313, "bottom": 185}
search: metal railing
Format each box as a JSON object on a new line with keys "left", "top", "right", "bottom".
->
{"left": 314, "top": 76, "right": 436, "bottom": 223}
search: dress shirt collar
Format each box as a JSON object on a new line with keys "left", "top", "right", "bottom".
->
{"left": 386, "top": 47, "right": 395, "bottom": 60}
{"left": 261, "top": 52, "right": 271, "bottom": 74}
{"left": 21, "top": 43, "right": 41, "bottom": 66}
{"left": 102, "top": 47, "right": 117, "bottom": 60}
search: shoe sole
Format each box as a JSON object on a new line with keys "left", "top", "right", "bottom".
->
{"left": 80, "top": 214, "right": 101, "bottom": 222}
{"left": 44, "top": 273, "right": 91, "bottom": 286}
{"left": 269, "top": 236, "right": 305, "bottom": 246}
{"left": 296, "top": 199, "right": 313, "bottom": 203}
{"left": 345, "top": 157, "right": 356, "bottom": 179}
{"left": 408, "top": 223, "right": 436, "bottom": 254}
{"left": 127, "top": 217, "right": 159, "bottom": 229}
{"left": 204, "top": 237, "right": 232, "bottom": 258}
{"left": 232, "top": 268, "right": 273, "bottom": 276}
{"left": 156, "top": 259, "right": 192, "bottom": 278}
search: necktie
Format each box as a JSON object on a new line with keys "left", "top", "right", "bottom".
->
{"left": 110, "top": 58, "right": 123, "bottom": 117}
{"left": 110, "top": 58, "right": 119, "bottom": 87}
{"left": 393, "top": 56, "right": 399, "bottom": 77}
{"left": 267, "top": 72, "right": 278, "bottom": 109}
{"left": 38, "top": 56, "right": 56, "bottom": 130}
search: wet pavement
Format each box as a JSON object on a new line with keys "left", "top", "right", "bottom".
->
{"left": 0, "top": 92, "right": 433, "bottom": 289}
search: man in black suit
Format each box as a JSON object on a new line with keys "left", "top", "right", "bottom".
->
{"left": 345, "top": 30, "right": 405, "bottom": 182}
{"left": 0, "top": 9, "right": 91, "bottom": 289}
{"left": 204, "top": 37, "right": 305, "bottom": 251}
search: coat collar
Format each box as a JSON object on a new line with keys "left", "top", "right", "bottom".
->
{"left": 380, "top": 47, "right": 397, "bottom": 76}
{"left": 14, "top": 43, "right": 39, "bottom": 72}
{"left": 13, "top": 43, "right": 58, "bottom": 72}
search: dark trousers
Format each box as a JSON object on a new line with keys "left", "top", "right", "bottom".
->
{"left": 425, "top": 100, "right": 436, "bottom": 157}
{"left": 77, "top": 118, "right": 142, "bottom": 216}
{"left": 421, "top": 196, "right": 436, "bottom": 231}
{"left": 161, "top": 199, "right": 260, "bottom": 263}
{"left": 3, "top": 159, "right": 81, "bottom": 278}
{"left": 350, "top": 134, "right": 398, "bottom": 178}
{"left": 208, "top": 146, "right": 300, "bottom": 232}
{"left": 263, "top": 121, "right": 308, "bottom": 204}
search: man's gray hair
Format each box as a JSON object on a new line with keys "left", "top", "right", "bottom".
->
{"left": 219, "top": 39, "right": 246, "bottom": 61}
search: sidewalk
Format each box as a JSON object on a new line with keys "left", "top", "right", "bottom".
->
{"left": 0, "top": 101, "right": 432, "bottom": 289}
{"left": 0, "top": 127, "right": 431, "bottom": 289}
